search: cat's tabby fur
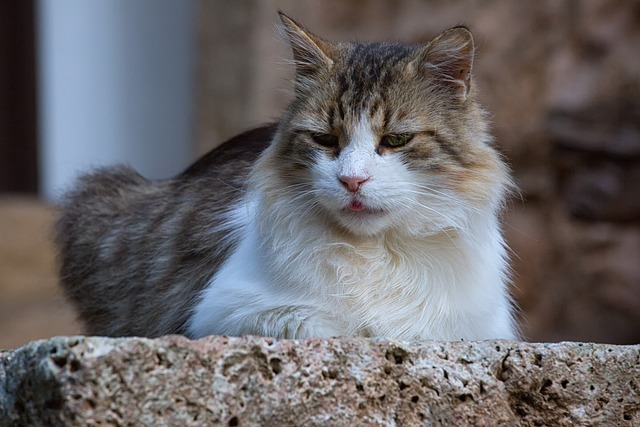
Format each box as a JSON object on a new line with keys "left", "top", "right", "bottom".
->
{"left": 57, "top": 13, "right": 518, "bottom": 340}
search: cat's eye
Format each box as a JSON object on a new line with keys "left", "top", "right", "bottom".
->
{"left": 311, "top": 133, "right": 339, "bottom": 148}
{"left": 380, "top": 133, "right": 414, "bottom": 148}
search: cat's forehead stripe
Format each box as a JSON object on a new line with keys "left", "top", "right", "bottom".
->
{"left": 336, "top": 43, "right": 415, "bottom": 117}
{"left": 347, "top": 43, "right": 414, "bottom": 73}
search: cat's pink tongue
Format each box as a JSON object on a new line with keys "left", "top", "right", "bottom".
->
{"left": 348, "top": 200, "right": 366, "bottom": 211}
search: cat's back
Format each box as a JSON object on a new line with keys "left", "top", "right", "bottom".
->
{"left": 56, "top": 124, "right": 277, "bottom": 337}
{"left": 57, "top": 123, "right": 277, "bottom": 254}
{"left": 179, "top": 124, "right": 276, "bottom": 181}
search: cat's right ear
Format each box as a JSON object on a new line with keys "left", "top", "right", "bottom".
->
{"left": 278, "top": 12, "right": 334, "bottom": 77}
{"left": 418, "top": 26, "right": 475, "bottom": 102}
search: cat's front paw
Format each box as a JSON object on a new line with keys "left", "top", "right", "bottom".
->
{"left": 285, "top": 310, "right": 346, "bottom": 339}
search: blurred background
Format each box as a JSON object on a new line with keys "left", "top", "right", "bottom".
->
{"left": 1, "top": 0, "right": 638, "bottom": 349}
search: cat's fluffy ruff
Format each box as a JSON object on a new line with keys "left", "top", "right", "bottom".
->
{"left": 188, "top": 122, "right": 515, "bottom": 340}
{"left": 187, "top": 15, "right": 517, "bottom": 340}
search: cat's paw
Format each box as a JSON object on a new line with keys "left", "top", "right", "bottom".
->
{"left": 289, "top": 311, "right": 346, "bottom": 339}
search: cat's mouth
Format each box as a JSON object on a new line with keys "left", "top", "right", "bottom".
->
{"left": 347, "top": 200, "right": 366, "bottom": 212}
{"left": 344, "top": 200, "right": 384, "bottom": 214}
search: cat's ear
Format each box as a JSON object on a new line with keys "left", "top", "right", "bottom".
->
{"left": 419, "top": 26, "right": 475, "bottom": 101}
{"left": 278, "top": 12, "right": 334, "bottom": 76}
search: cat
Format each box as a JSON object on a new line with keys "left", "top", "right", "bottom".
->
{"left": 56, "top": 12, "right": 518, "bottom": 341}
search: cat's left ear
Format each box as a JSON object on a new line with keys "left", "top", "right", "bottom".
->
{"left": 418, "top": 26, "right": 475, "bottom": 101}
{"left": 278, "top": 12, "right": 334, "bottom": 77}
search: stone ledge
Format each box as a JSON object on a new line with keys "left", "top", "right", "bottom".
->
{"left": 1, "top": 336, "right": 638, "bottom": 426}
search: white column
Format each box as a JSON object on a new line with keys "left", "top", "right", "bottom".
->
{"left": 37, "top": 0, "right": 195, "bottom": 201}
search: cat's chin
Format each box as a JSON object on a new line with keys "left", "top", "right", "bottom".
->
{"left": 332, "top": 206, "right": 462, "bottom": 239}
{"left": 333, "top": 205, "right": 391, "bottom": 236}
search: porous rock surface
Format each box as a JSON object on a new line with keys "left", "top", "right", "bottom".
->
{"left": 1, "top": 336, "right": 638, "bottom": 426}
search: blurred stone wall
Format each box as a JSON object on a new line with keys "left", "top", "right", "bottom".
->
{"left": 195, "top": 0, "right": 640, "bottom": 344}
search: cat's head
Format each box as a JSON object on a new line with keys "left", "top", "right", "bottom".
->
{"left": 256, "top": 13, "right": 512, "bottom": 238}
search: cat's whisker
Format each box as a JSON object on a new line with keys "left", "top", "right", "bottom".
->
{"left": 401, "top": 187, "right": 476, "bottom": 211}
{"left": 391, "top": 199, "right": 461, "bottom": 243}
{"left": 398, "top": 197, "right": 467, "bottom": 232}
{"left": 404, "top": 184, "right": 486, "bottom": 215}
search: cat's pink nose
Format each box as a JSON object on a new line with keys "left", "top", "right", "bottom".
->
{"left": 340, "top": 175, "right": 369, "bottom": 192}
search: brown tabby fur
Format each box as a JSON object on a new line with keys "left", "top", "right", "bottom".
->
{"left": 56, "top": 125, "right": 275, "bottom": 336}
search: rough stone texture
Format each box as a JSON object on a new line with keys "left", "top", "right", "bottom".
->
{"left": 195, "top": 0, "right": 640, "bottom": 344}
{"left": 1, "top": 336, "right": 638, "bottom": 426}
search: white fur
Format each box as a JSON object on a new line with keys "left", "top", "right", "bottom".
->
{"left": 188, "top": 115, "right": 516, "bottom": 341}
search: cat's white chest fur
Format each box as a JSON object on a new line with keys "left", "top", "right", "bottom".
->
{"left": 187, "top": 195, "right": 516, "bottom": 341}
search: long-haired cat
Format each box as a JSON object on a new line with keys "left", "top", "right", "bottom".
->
{"left": 56, "top": 13, "right": 518, "bottom": 341}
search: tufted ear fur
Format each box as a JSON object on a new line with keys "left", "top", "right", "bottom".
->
{"left": 278, "top": 11, "right": 334, "bottom": 77}
{"left": 421, "top": 26, "right": 475, "bottom": 101}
